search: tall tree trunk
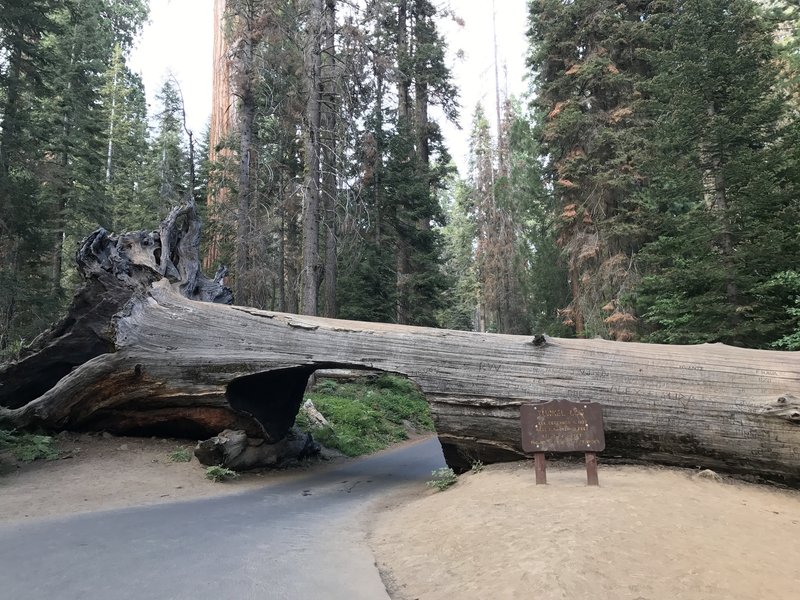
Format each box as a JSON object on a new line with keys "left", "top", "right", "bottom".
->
{"left": 374, "top": 65, "right": 384, "bottom": 246}
{"left": 234, "top": 10, "right": 256, "bottom": 305}
{"left": 105, "top": 46, "right": 120, "bottom": 185}
{"left": 706, "top": 104, "right": 739, "bottom": 325}
{"left": 569, "top": 263, "right": 586, "bottom": 336}
{"left": 278, "top": 179, "right": 287, "bottom": 312}
{"left": 205, "top": 0, "right": 235, "bottom": 270}
{"left": 52, "top": 153, "right": 68, "bottom": 296}
{"left": 414, "top": 80, "right": 429, "bottom": 170}
{"left": 0, "top": 241, "right": 19, "bottom": 350}
{"left": 492, "top": 0, "right": 505, "bottom": 176}
{"left": 301, "top": 0, "right": 323, "bottom": 316}
{"left": 52, "top": 21, "right": 81, "bottom": 297}
{"left": 320, "top": 0, "right": 337, "bottom": 318}
{"left": 396, "top": 0, "right": 410, "bottom": 123}
{"left": 0, "top": 48, "right": 22, "bottom": 178}
{"left": 394, "top": 0, "right": 411, "bottom": 324}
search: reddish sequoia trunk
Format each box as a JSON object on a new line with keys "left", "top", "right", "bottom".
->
{"left": 0, "top": 201, "right": 799, "bottom": 483}
{"left": 204, "top": 0, "right": 235, "bottom": 270}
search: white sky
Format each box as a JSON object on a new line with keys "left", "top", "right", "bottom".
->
{"left": 129, "top": 0, "right": 530, "bottom": 174}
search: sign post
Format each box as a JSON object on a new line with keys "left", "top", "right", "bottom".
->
{"left": 520, "top": 400, "right": 605, "bottom": 486}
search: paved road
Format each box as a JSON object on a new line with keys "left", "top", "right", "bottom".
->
{"left": 0, "top": 437, "right": 445, "bottom": 600}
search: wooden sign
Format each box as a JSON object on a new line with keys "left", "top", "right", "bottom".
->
{"left": 521, "top": 400, "right": 605, "bottom": 453}
{"left": 520, "top": 400, "right": 605, "bottom": 485}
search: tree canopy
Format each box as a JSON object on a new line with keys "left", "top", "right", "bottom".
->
{"left": 1, "top": 0, "right": 798, "bottom": 353}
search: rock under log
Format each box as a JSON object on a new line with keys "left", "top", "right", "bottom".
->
{"left": 194, "top": 428, "right": 320, "bottom": 470}
{"left": 1, "top": 200, "right": 799, "bottom": 483}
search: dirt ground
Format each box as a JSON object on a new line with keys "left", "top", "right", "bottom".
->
{"left": 0, "top": 432, "right": 326, "bottom": 522}
{"left": 369, "top": 461, "right": 800, "bottom": 600}
{"left": 4, "top": 436, "right": 800, "bottom": 600}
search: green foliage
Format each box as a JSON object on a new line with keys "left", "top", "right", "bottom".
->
{"left": 762, "top": 271, "right": 800, "bottom": 350}
{"left": 0, "top": 430, "right": 58, "bottom": 462}
{"left": 168, "top": 447, "right": 192, "bottom": 463}
{"left": 426, "top": 467, "right": 457, "bottom": 491}
{"left": 506, "top": 106, "right": 572, "bottom": 337}
{"left": 142, "top": 80, "right": 191, "bottom": 222}
{"left": 525, "top": 0, "right": 800, "bottom": 347}
{"left": 205, "top": 466, "right": 238, "bottom": 482}
{"left": 301, "top": 374, "right": 434, "bottom": 457}
{"left": 528, "top": 0, "right": 653, "bottom": 340}
{"left": 633, "top": 0, "right": 800, "bottom": 348}
{"left": 437, "top": 178, "right": 479, "bottom": 331}
{"left": 0, "top": 0, "right": 149, "bottom": 349}
{"left": 470, "top": 460, "right": 484, "bottom": 474}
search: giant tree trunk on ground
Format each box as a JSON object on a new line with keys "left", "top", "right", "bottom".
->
{"left": 0, "top": 202, "right": 799, "bottom": 483}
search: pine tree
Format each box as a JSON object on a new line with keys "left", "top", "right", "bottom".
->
{"left": 41, "top": 0, "right": 148, "bottom": 295}
{"left": 505, "top": 104, "right": 572, "bottom": 337}
{"left": 0, "top": 1, "right": 62, "bottom": 348}
{"left": 634, "top": 0, "right": 800, "bottom": 348}
{"left": 0, "top": 0, "right": 147, "bottom": 347}
{"left": 100, "top": 44, "right": 149, "bottom": 232}
{"left": 389, "top": 0, "right": 455, "bottom": 326}
{"left": 528, "top": 0, "right": 651, "bottom": 340}
{"left": 143, "top": 80, "right": 190, "bottom": 224}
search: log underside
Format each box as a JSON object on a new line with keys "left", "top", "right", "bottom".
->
{"left": 1, "top": 205, "right": 799, "bottom": 484}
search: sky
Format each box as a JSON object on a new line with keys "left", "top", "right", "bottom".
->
{"left": 129, "top": 0, "right": 530, "bottom": 174}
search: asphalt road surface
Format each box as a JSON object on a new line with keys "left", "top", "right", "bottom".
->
{"left": 0, "top": 437, "right": 446, "bottom": 600}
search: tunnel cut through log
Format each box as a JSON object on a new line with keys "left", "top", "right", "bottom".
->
{"left": 225, "top": 363, "right": 365, "bottom": 442}
{"left": 1, "top": 199, "right": 799, "bottom": 484}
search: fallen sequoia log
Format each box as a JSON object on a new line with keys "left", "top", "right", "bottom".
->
{"left": 1, "top": 201, "right": 799, "bottom": 483}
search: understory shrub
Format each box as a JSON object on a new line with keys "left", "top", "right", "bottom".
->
{"left": 300, "top": 374, "right": 434, "bottom": 457}
{"left": 427, "top": 467, "right": 458, "bottom": 491}
{"left": 205, "top": 466, "right": 238, "bottom": 482}
{"left": 0, "top": 429, "right": 58, "bottom": 462}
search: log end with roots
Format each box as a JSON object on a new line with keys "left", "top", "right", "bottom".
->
{"left": 194, "top": 428, "right": 320, "bottom": 470}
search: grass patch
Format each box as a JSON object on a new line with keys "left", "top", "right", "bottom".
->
{"left": 205, "top": 466, "right": 238, "bottom": 482}
{"left": 0, "top": 429, "right": 58, "bottom": 462}
{"left": 168, "top": 447, "right": 192, "bottom": 463}
{"left": 300, "top": 374, "right": 434, "bottom": 457}
{"left": 427, "top": 467, "right": 458, "bottom": 491}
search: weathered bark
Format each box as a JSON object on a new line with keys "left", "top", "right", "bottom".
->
{"left": 301, "top": 0, "right": 324, "bottom": 316}
{"left": 2, "top": 282, "right": 799, "bottom": 482}
{"left": 394, "top": 0, "right": 411, "bottom": 325}
{"left": 233, "top": 6, "right": 257, "bottom": 305}
{"left": 320, "top": 0, "right": 337, "bottom": 318}
{"left": 0, "top": 198, "right": 231, "bottom": 411}
{"left": 1, "top": 201, "right": 799, "bottom": 483}
{"left": 204, "top": 0, "right": 235, "bottom": 270}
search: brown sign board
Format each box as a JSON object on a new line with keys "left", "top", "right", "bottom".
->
{"left": 521, "top": 400, "right": 605, "bottom": 453}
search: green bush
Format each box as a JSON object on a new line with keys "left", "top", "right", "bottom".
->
{"left": 314, "top": 379, "right": 339, "bottom": 394}
{"left": 168, "top": 447, "right": 192, "bottom": 463}
{"left": 427, "top": 467, "right": 458, "bottom": 491}
{"left": 205, "top": 466, "right": 238, "bottom": 482}
{"left": 0, "top": 429, "right": 58, "bottom": 462}
{"left": 300, "top": 374, "right": 434, "bottom": 457}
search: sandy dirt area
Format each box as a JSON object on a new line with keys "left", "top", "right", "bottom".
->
{"left": 0, "top": 432, "right": 328, "bottom": 523}
{"left": 369, "top": 461, "right": 800, "bottom": 600}
{"left": 5, "top": 434, "right": 800, "bottom": 600}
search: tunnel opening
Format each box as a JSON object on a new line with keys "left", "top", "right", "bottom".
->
{"left": 225, "top": 365, "right": 437, "bottom": 458}
{"left": 226, "top": 364, "right": 340, "bottom": 442}
{"left": 299, "top": 369, "right": 436, "bottom": 457}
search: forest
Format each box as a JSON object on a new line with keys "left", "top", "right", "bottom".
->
{"left": 1, "top": 0, "right": 799, "bottom": 355}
